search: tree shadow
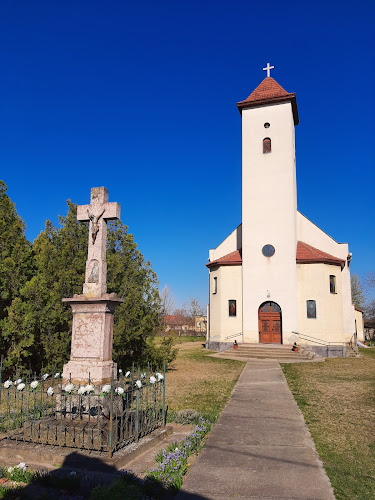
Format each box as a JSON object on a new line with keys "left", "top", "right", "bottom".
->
{"left": 1, "top": 451, "right": 210, "bottom": 499}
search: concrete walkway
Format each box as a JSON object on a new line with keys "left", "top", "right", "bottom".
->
{"left": 176, "top": 359, "right": 335, "bottom": 500}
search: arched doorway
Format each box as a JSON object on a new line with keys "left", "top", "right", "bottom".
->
{"left": 258, "top": 302, "right": 282, "bottom": 344}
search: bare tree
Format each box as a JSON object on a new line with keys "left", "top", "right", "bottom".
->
{"left": 351, "top": 273, "right": 365, "bottom": 310}
{"left": 160, "top": 285, "right": 175, "bottom": 316}
{"left": 189, "top": 297, "right": 204, "bottom": 317}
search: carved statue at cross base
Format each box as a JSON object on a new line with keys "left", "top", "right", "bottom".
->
{"left": 62, "top": 187, "right": 124, "bottom": 385}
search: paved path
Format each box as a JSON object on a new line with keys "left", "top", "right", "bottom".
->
{"left": 176, "top": 359, "right": 335, "bottom": 500}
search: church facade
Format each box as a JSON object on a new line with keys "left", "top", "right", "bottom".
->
{"left": 206, "top": 72, "right": 363, "bottom": 356}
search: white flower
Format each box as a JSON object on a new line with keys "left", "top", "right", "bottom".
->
{"left": 4, "top": 380, "right": 12, "bottom": 389}
{"left": 118, "top": 369, "right": 123, "bottom": 374}
{"left": 7, "top": 467, "right": 13, "bottom": 473}
{"left": 157, "top": 373, "right": 164, "bottom": 381}
{"left": 150, "top": 376, "right": 156, "bottom": 384}
{"left": 102, "top": 384, "right": 111, "bottom": 394}
{"left": 17, "top": 463, "right": 27, "bottom": 471}
{"left": 125, "top": 371, "right": 131, "bottom": 378}
{"left": 85, "top": 384, "right": 94, "bottom": 393}
{"left": 42, "top": 373, "right": 49, "bottom": 380}
{"left": 54, "top": 373, "right": 60, "bottom": 378}
{"left": 115, "top": 387, "right": 124, "bottom": 395}
{"left": 78, "top": 386, "right": 87, "bottom": 395}
{"left": 17, "top": 383, "right": 26, "bottom": 391}
{"left": 15, "top": 379, "right": 22, "bottom": 385}
{"left": 47, "top": 387, "right": 54, "bottom": 396}
{"left": 64, "top": 383, "right": 74, "bottom": 393}
{"left": 135, "top": 380, "right": 142, "bottom": 389}
{"left": 141, "top": 372, "right": 146, "bottom": 379}
{"left": 30, "top": 380, "right": 39, "bottom": 389}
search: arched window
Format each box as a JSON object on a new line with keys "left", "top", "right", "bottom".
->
{"left": 263, "top": 137, "right": 271, "bottom": 153}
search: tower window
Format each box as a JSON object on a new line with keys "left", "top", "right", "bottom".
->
{"left": 264, "top": 122, "right": 270, "bottom": 128}
{"left": 213, "top": 277, "right": 217, "bottom": 294}
{"left": 263, "top": 137, "right": 271, "bottom": 154}
{"left": 330, "top": 275, "right": 336, "bottom": 294}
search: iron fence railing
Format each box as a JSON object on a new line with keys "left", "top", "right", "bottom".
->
{"left": 0, "top": 363, "right": 166, "bottom": 457}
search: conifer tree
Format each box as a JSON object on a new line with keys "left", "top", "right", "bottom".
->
{"left": 3, "top": 198, "right": 162, "bottom": 374}
{"left": 0, "top": 181, "right": 34, "bottom": 370}
{"left": 0, "top": 181, "right": 33, "bottom": 319}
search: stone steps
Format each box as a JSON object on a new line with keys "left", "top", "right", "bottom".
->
{"left": 218, "top": 344, "right": 315, "bottom": 361}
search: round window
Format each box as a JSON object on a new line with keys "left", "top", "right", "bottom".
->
{"left": 264, "top": 122, "right": 270, "bottom": 128}
{"left": 262, "top": 244, "right": 275, "bottom": 257}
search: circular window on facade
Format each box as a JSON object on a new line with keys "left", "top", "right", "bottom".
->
{"left": 262, "top": 244, "right": 275, "bottom": 257}
{"left": 264, "top": 122, "right": 270, "bottom": 128}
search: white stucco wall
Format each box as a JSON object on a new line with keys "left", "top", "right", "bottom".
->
{"left": 242, "top": 101, "right": 298, "bottom": 343}
{"left": 208, "top": 265, "right": 242, "bottom": 341}
{"left": 297, "top": 263, "right": 345, "bottom": 344}
{"left": 355, "top": 309, "right": 364, "bottom": 342}
{"left": 296, "top": 211, "right": 355, "bottom": 338}
{"left": 209, "top": 224, "right": 242, "bottom": 262}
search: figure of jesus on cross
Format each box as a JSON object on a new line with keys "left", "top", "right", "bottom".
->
{"left": 77, "top": 187, "right": 120, "bottom": 298}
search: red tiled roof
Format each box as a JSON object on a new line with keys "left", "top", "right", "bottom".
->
{"left": 296, "top": 241, "right": 345, "bottom": 269}
{"left": 206, "top": 249, "right": 242, "bottom": 268}
{"left": 206, "top": 242, "right": 345, "bottom": 270}
{"left": 237, "top": 77, "right": 299, "bottom": 125}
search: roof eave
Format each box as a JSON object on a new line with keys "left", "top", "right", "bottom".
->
{"left": 296, "top": 258, "right": 345, "bottom": 270}
{"left": 206, "top": 261, "right": 242, "bottom": 269}
{"left": 237, "top": 94, "right": 299, "bottom": 125}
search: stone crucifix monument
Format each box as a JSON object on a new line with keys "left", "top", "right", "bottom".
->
{"left": 62, "top": 187, "right": 124, "bottom": 384}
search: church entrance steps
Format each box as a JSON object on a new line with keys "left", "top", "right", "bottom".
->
{"left": 210, "top": 343, "right": 321, "bottom": 362}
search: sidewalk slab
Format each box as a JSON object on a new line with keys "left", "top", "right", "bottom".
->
{"left": 176, "top": 359, "right": 335, "bottom": 500}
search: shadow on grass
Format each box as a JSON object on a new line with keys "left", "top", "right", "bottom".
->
{"left": 0, "top": 451, "right": 211, "bottom": 500}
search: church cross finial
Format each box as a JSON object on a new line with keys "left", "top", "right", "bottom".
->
{"left": 263, "top": 62, "right": 274, "bottom": 77}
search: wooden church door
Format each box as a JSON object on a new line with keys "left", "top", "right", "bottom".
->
{"left": 258, "top": 302, "right": 282, "bottom": 343}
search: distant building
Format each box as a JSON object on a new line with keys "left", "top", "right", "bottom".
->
{"left": 164, "top": 314, "right": 207, "bottom": 334}
{"left": 206, "top": 71, "right": 363, "bottom": 356}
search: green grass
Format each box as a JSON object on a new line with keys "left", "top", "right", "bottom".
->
{"left": 282, "top": 352, "right": 375, "bottom": 500}
{"left": 165, "top": 342, "right": 245, "bottom": 418}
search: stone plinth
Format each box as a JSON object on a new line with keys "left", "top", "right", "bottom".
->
{"left": 62, "top": 293, "right": 124, "bottom": 384}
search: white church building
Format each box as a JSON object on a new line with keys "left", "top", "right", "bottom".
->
{"left": 206, "top": 67, "right": 363, "bottom": 357}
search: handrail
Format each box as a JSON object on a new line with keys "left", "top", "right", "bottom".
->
{"left": 292, "top": 331, "right": 346, "bottom": 347}
{"left": 348, "top": 332, "right": 358, "bottom": 355}
{"left": 224, "top": 332, "right": 243, "bottom": 341}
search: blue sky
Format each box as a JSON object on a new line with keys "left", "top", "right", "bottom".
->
{"left": 1, "top": 0, "right": 374, "bottom": 307}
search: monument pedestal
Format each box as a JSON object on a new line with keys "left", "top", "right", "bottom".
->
{"left": 62, "top": 293, "right": 124, "bottom": 385}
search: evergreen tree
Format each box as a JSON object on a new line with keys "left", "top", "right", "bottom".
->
{"left": 107, "top": 220, "right": 162, "bottom": 368}
{"left": 0, "top": 181, "right": 34, "bottom": 371}
{"left": 0, "top": 181, "right": 33, "bottom": 319}
{"left": 2, "top": 201, "right": 87, "bottom": 372}
{"left": 3, "top": 198, "right": 162, "bottom": 374}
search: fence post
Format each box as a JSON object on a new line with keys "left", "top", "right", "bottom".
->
{"left": 162, "top": 363, "right": 166, "bottom": 426}
{"left": 135, "top": 368, "right": 140, "bottom": 442}
{"left": 108, "top": 370, "right": 114, "bottom": 458}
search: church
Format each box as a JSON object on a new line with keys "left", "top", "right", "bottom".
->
{"left": 206, "top": 66, "right": 363, "bottom": 356}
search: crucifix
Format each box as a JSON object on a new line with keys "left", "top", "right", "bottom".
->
{"left": 263, "top": 62, "right": 274, "bottom": 77}
{"left": 77, "top": 187, "right": 121, "bottom": 297}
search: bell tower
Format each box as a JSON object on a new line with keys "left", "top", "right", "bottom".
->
{"left": 237, "top": 67, "right": 299, "bottom": 343}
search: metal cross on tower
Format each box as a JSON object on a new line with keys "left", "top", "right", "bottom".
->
{"left": 263, "top": 62, "right": 274, "bottom": 77}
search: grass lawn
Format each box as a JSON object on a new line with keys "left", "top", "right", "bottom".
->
{"left": 164, "top": 342, "right": 245, "bottom": 416}
{"left": 281, "top": 348, "right": 375, "bottom": 500}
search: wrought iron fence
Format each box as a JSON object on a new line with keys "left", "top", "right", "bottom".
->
{"left": 0, "top": 363, "right": 165, "bottom": 457}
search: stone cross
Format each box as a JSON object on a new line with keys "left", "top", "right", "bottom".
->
{"left": 263, "top": 62, "right": 274, "bottom": 77}
{"left": 77, "top": 187, "right": 120, "bottom": 297}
